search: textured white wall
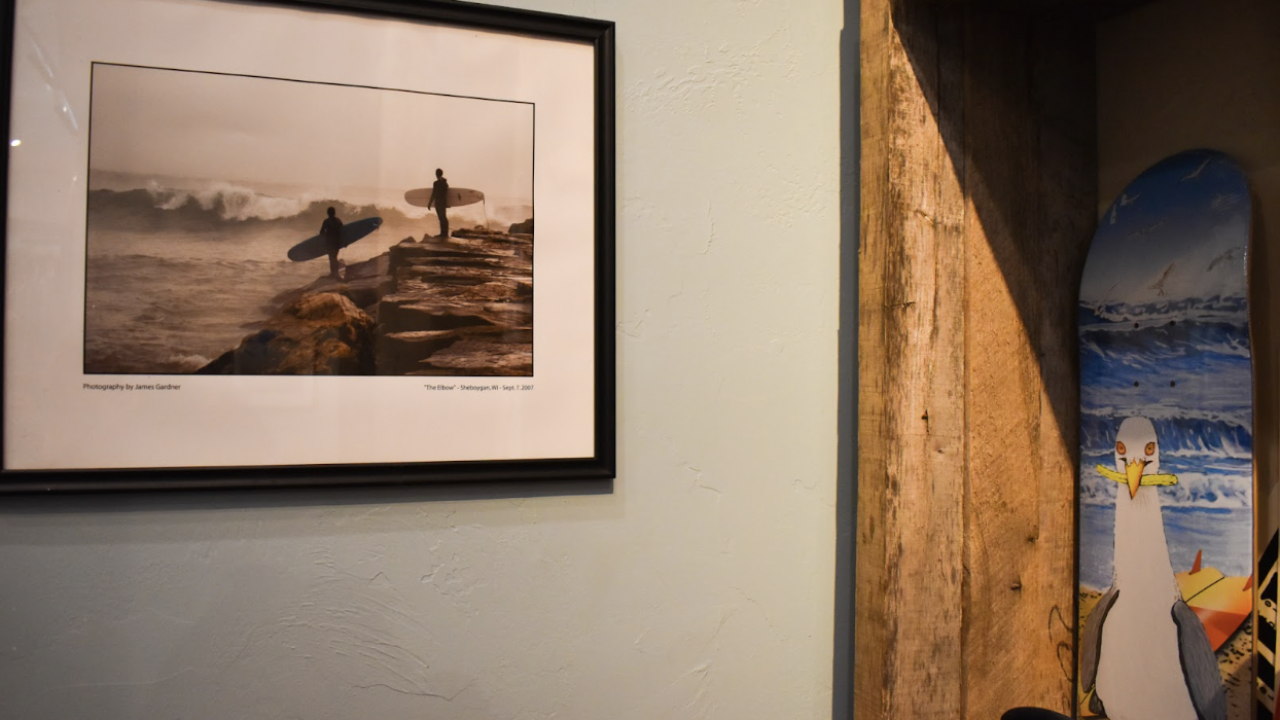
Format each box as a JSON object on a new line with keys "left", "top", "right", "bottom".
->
{"left": 0, "top": 0, "right": 844, "bottom": 718}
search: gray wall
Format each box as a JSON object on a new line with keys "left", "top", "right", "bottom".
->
{"left": 0, "top": 0, "right": 846, "bottom": 718}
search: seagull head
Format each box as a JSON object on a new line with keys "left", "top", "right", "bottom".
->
{"left": 1114, "top": 417, "right": 1160, "bottom": 499}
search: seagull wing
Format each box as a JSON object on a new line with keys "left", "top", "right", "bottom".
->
{"left": 1183, "top": 157, "right": 1212, "bottom": 181}
{"left": 1172, "top": 599, "right": 1227, "bottom": 720}
{"left": 1150, "top": 262, "right": 1176, "bottom": 295}
{"left": 1081, "top": 586, "right": 1118, "bottom": 714}
{"left": 1207, "top": 247, "right": 1239, "bottom": 273}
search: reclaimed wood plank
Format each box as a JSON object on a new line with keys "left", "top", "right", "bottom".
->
{"left": 959, "top": 11, "right": 1094, "bottom": 719}
{"left": 858, "top": 1, "right": 968, "bottom": 718}
{"left": 857, "top": 3, "right": 1096, "bottom": 718}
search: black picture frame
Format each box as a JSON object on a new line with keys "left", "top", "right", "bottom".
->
{"left": 0, "top": 0, "right": 616, "bottom": 491}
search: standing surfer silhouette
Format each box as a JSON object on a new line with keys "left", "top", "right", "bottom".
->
{"left": 321, "top": 206, "right": 344, "bottom": 279}
{"left": 428, "top": 168, "right": 449, "bottom": 239}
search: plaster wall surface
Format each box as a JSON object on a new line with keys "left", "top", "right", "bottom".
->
{"left": 1097, "top": 0, "right": 1280, "bottom": 215}
{"left": 0, "top": 1, "right": 844, "bottom": 718}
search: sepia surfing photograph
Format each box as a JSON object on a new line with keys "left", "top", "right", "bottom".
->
{"left": 4, "top": 0, "right": 609, "bottom": 480}
{"left": 84, "top": 63, "right": 535, "bottom": 377}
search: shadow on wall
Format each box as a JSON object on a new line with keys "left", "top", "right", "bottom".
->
{"left": 1002, "top": 708, "right": 1071, "bottom": 720}
{"left": 833, "top": 6, "right": 858, "bottom": 720}
{"left": 888, "top": 0, "right": 1098, "bottom": 453}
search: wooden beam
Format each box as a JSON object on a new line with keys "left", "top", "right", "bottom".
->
{"left": 959, "top": 11, "right": 1094, "bottom": 719}
{"left": 857, "top": 0, "right": 967, "bottom": 717}
{"left": 856, "top": 2, "right": 1096, "bottom": 718}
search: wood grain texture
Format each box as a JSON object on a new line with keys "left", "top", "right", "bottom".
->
{"left": 856, "top": 2, "right": 1096, "bottom": 718}
{"left": 858, "top": 0, "right": 967, "bottom": 717}
{"left": 960, "top": 12, "right": 1095, "bottom": 719}
{"left": 855, "top": 0, "right": 894, "bottom": 714}
{"left": 1026, "top": 20, "right": 1097, "bottom": 713}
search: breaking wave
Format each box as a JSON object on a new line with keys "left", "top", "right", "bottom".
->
{"left": 87, "top": 172, "right": 533, "bottom": 236}
{"left": 1079, "top": 458, "right": 1252, "bottom": 510}
{"left": 1080, "top": 296, "right": 1247, "bottom": 326}
{"left": 1079, "top": 318, "right": 1251, "bottom": 362}
{"left": 85, "top": 174, "right": 444, "bottom": 239}
{"left": 1081, "top": 414, "right": 1252, "bottom": 461}
{"left": 1079, "top": 296, "right": 1252, "bottom": 511}
{"left": 147, "top": 181, "right": 315, "bottom": 221}
{"left": 87, "top": 187, "right": 403, "bottom": 235}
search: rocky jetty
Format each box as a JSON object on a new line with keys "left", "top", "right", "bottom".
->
{"left": 199, "top": 227, "right": 533, "bottom": 375}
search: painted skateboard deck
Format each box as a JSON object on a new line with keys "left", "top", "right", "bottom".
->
{"left": 1076, "top": 150, "right": 1256, "bottom": 720}
{"left": 287, "top": 216, "right": 383, "bottom": 262}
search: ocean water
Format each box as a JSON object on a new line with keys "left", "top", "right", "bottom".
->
{"left": 84, "top": 173, "right": 533, "bottom": 374}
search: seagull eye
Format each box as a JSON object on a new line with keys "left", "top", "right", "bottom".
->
{"left": 1116, "top": 441, "right": 1127, "bottom": 455}
{"left": 1145, "top": 442, "right": 1156, "bottom": 456}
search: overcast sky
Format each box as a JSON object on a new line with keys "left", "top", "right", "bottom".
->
{"left": 88, "top": 63, "right": 534, "bottom": 202}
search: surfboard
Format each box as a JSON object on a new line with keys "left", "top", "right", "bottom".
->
{"left": 1076, "top": 150, "right": 1254, "bottom": 719}
{"left": 404, "top": 187, "right": 484, "bottom": 209}
{"left": 287, "top": 216, "right": 383, "bottom": 262}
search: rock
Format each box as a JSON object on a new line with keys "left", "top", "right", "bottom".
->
{"left": 199, "top": 227, "right": 533, "bottom": 376}
{"left": 198, "top": 293, "right": 374, "bottom": 374}
{"left": 508, "top": 218, "right": 533, "bottom": 235}
{"left": 269, "top": 255, "right": 388, "bottom": 316}
{"left": 374, "top": 228, "right": 533, "bottom": 375}
{"left": 414, "top": 337, "right": 533, "bottom": 376}
{"left": 376, "top": 326, "right": 530, "bottom": 376}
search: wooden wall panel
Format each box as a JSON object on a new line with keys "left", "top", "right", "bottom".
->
{"left": 959, "top": 13, "right": 1096, "bottom": 719}
{"left": 857, "top": 0, "right": 967, "bottom": 717}
{"left": 854, "top": 0, "right": 893, "bottom": 711}
{"left": 961, "top": 10, "right": 1049, "bottom": 716}
{"left": 1026, "top": 18, "right": 1099, "bottom": 709}
{"left": 856, "top": 2, "right": 1097, "bottom": 718}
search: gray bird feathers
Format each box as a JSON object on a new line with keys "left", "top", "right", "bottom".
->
{"left": 1172, "top": 600, "right": 1227, "bottom": 720}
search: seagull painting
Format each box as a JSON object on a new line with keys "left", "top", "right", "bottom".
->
{"left": 1183, "top": 156, "right": 1212, "bottom": 181}
{"left": 1149, "top": 262, "right": 1176, "bottom": 297}
{"left": 1080, "top": 417, "right": 1227, "bottom": 720}
{"left": 1207, "top": 247, "right": 1240, "bottom": 273}
{"left": 1128, "top": 220, "right": 1166, "bottom": 240}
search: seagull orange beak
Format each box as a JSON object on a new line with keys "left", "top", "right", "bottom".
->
{"left": 1125, "top": 459, "right": 1148, "bottom": 499}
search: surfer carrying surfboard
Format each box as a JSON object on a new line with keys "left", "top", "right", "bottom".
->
{"left": 321, "top": 206, "right": 344, "bottom": 279}
{"left": 427, "top": 168, "right": 449, "bottom": 239}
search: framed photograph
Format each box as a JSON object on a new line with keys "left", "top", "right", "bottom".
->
{"left": 0, "top": 0, "right": 616, "bottom": 490}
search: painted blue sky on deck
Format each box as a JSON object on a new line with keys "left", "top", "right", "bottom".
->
{"left": 1080, "top": 150, "right": 1250, "bottom": 308}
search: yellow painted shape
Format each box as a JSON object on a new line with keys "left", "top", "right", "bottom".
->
{"left": 1095, "top": 464, "right": 1178, "bottom": 486}
{"left": 1176, "top": 566, "right": 1225, "bottom": 601}
{"left": 1188, "top": 574, "right": 1253, "bottom": 616}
